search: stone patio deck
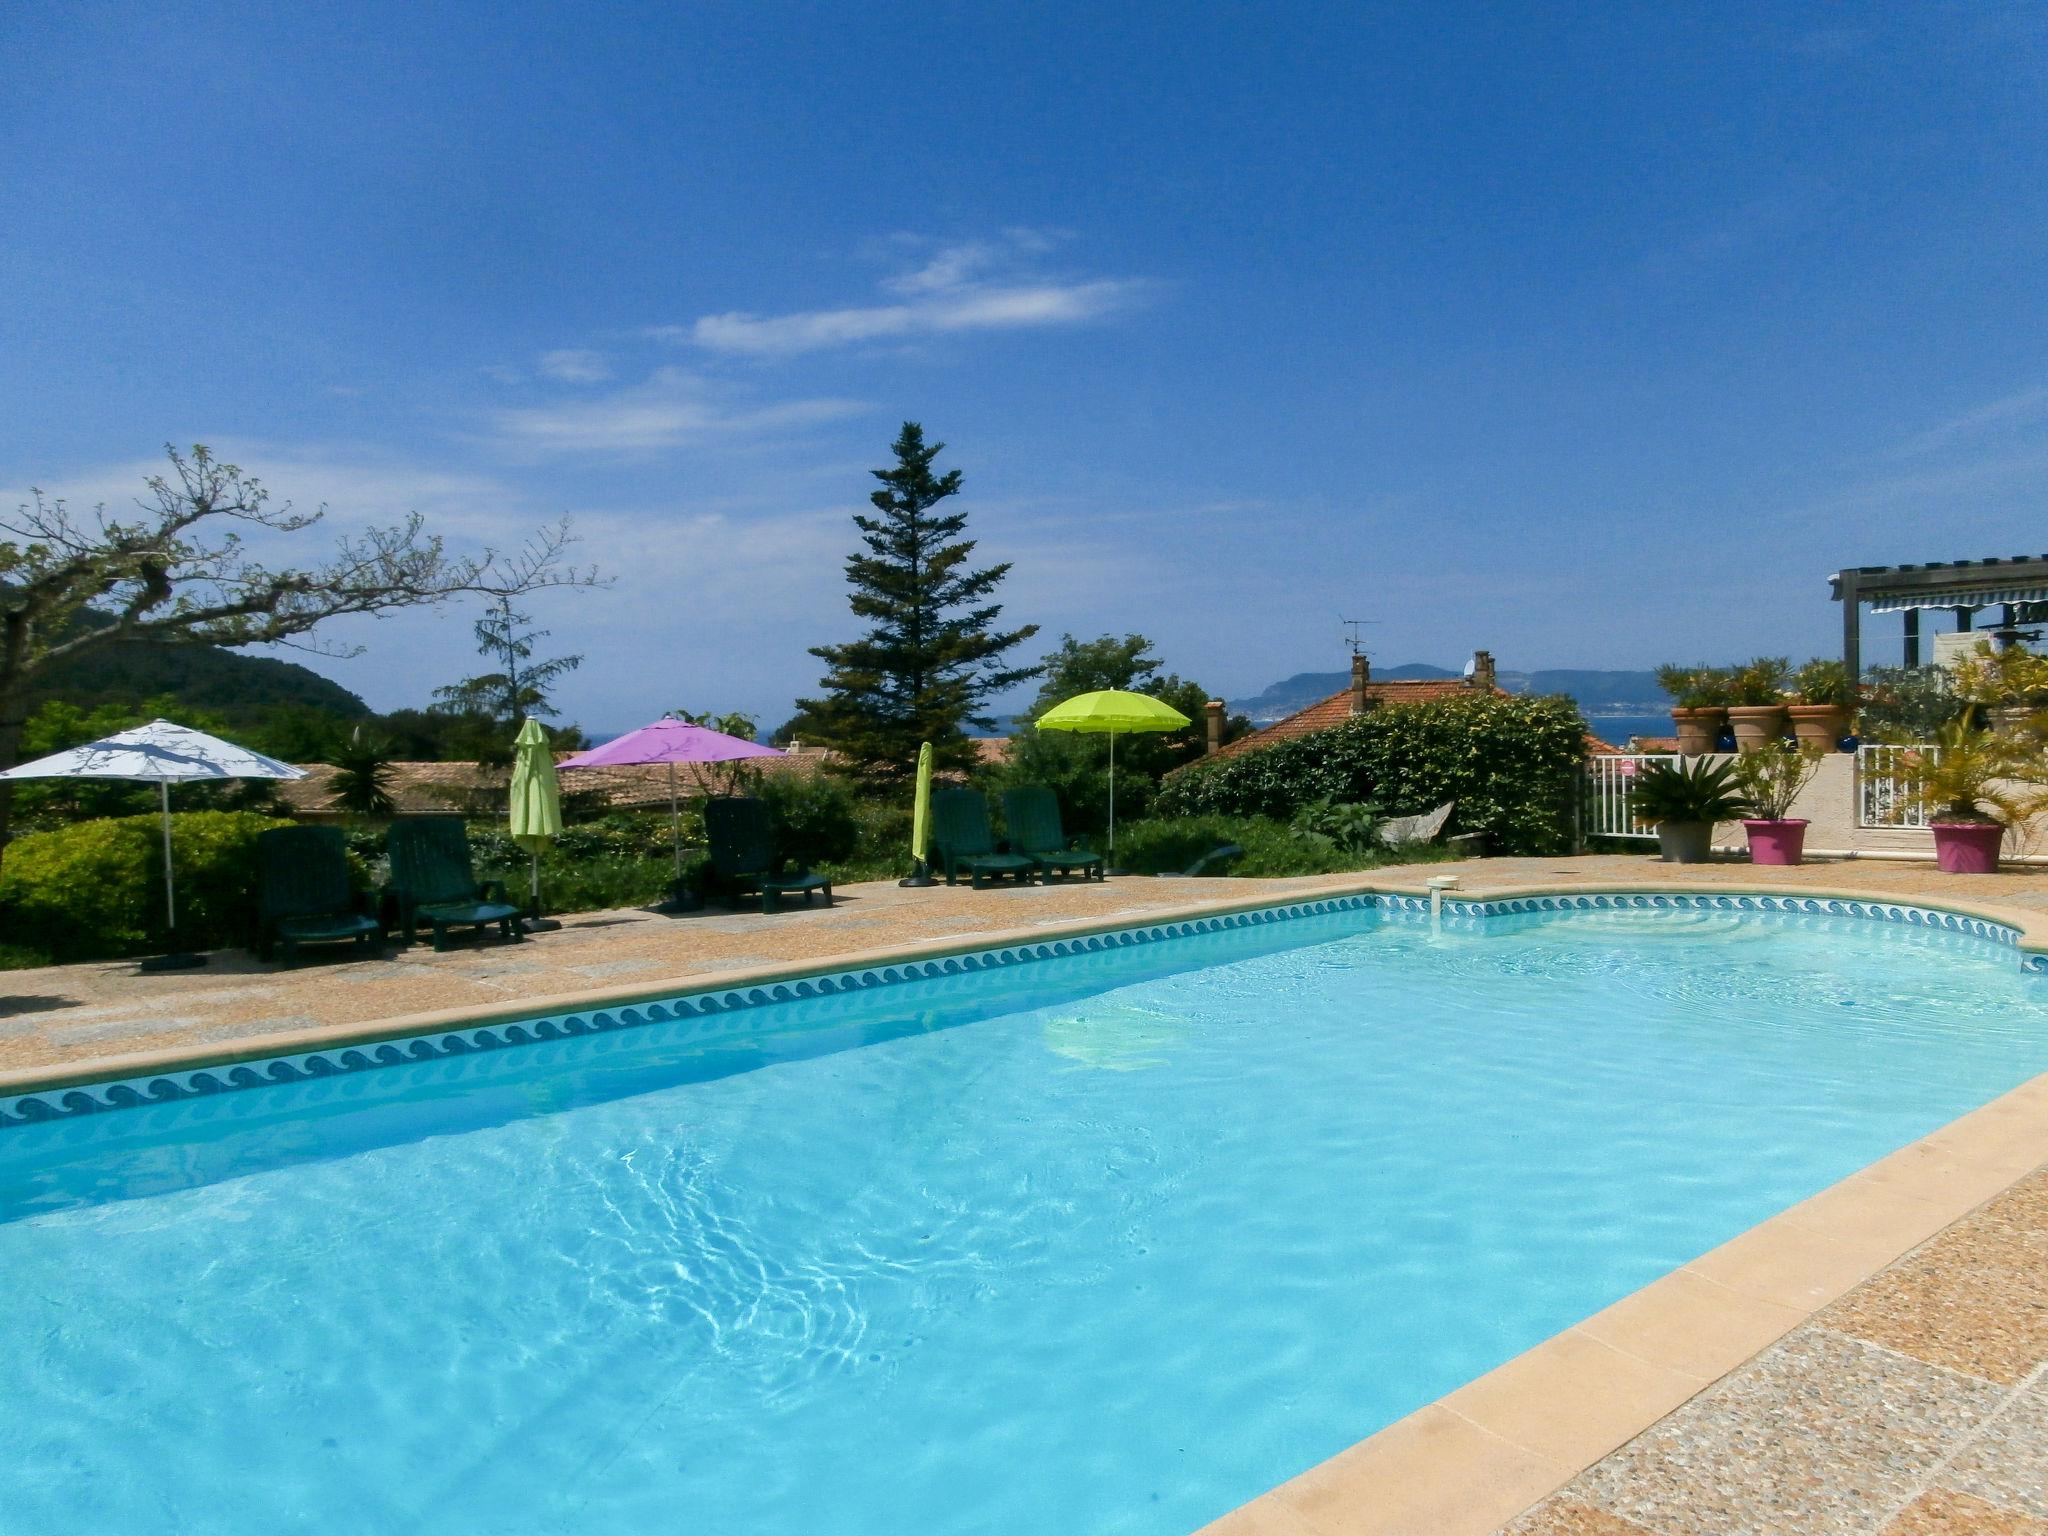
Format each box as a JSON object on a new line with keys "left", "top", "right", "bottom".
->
{"left": 3, "top": 852, "right": 2046, "bottom": 1535}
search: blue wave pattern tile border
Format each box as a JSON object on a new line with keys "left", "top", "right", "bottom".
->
{"left": 0, "top": 890, "right": 2028, "bottom": 1130}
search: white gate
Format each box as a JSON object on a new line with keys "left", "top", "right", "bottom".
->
{"left": 1584, "top": 754, "right": 1679, "bottom": 840}
{"left": 1857, "top": 744, "right": 1936, "bottom": 828}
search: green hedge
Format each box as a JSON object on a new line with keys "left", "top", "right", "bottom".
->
{"left": 0, "top": 810, "right": 289, "bottom": 963}
{"left": 1153, "top": 693, "right": 1587, "bottom": 855}
{"left": 1110, "top": 815, "right": 1447, "bottom": 877}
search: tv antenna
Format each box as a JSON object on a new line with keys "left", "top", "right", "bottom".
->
{"left": 1339, "top": 616, "right": 1377, "bottom": 656}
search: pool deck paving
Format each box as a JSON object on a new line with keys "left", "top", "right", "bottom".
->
{"left": 3, "top": 851, "right": 2046, "bottom": 1536}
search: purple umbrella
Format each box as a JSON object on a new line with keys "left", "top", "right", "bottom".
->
{"left": 557, "top": 718, "right": 785, "bottom": 880}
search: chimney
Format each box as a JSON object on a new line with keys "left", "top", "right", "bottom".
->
{"left": 1350, "top": 651, "right": 1372, "bottom": 714}
{"left": 1469, "top": 650, "right": 1497, "bottom": 691}
{"left": 1203, "top": 700, "right": 1225, "bottom": 755}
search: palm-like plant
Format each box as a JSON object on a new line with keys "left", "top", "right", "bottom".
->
{"left": 328, "top": 726, "right": 397, "bottom": 819}
{"left": 1905, "top": 721, "right": 2031, "bottom": 826}
{"left": 1628, "top": 757, "right": 1749, "bottom": 827}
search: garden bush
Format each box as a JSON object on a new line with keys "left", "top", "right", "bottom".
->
{"left": 1112, "top": 814, "right": 1455, "bottom": 877}
{"left": 1153, "top": 693, "right": 1586, "bottom": 854}
{"left": 0, "top": 810, "right": 289, "bottom": 961}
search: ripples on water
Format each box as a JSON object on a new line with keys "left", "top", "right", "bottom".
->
{"left": 2, "top": 907, "right": 2044, "bottom": 1535}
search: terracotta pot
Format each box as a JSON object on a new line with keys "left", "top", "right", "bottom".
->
{"left": 1932, "top": 821, "right": 2003, "bottom": 874}
{"left": 1786, "top": 704, "right": 1850, "bottom": 751}
{"left": 1726, "top": 704, "right": 1789, "bottom": 753}
{"left": 1670, "top": 707, "right": 1727, "bottom": 756}
{"left": 1743, "top": 818, "right": 1807, "bottom": 866}
{"left": 1656, "top": 822, "right": 1714, "bottom": 863}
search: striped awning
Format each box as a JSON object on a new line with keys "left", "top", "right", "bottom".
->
{"left": 1868, "top": 586, "right": 2048, "bottom": 613}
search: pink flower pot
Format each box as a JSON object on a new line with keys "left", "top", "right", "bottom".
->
{"left": 1743, "top": 818, "right": 1808, "bottom": 866}
{"left": 1932, "top": 821, "right": 2003, "bottom": 874}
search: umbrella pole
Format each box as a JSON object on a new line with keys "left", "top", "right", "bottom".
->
{"left": 658, "top": 761, "right": 700, "bottom": 914}
{"left": 139, "top": 781, "right": 204, "bottom": 972}
{"left": 1108, "top": 730, "right": 1117, "bottom": 872}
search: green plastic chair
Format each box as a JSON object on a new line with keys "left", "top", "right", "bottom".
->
{"left": 1001, "top": 786, "right": 1105, "bottom": 882}
{"left": 702, "top": 796, "right": 832, "bottom": 914}
{"left": 384, "top": 816, "right": 525, "bottom": 950}
{"left": 929, "top": 788, "right": 1037, "bottom": 889}
{"left": 255, "top": 826, "right": 383, "bottom": 964}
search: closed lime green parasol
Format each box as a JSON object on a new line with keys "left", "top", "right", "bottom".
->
{"left": 1034, "top": 690, "right": 1192, "bottom": 866}
{"left": 900, "top": 741, "right": 936, "bottom": 887}
{"left": 509, "top": 717, "right": 563, "bottom": 928}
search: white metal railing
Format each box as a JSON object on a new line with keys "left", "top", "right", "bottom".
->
{"left": 1857, "top": 743, "right": 1937, "bottom": 828}
{"left": 1584, "top": 754, "right": 1679, "bottom": 839}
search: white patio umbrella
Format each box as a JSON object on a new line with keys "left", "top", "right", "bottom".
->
{"left": 0, "top": 719, "right": 306, "bottom": 971}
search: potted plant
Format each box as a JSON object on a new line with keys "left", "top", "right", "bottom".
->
{"left": 1656, "top": 665, "right": 1732, "bottom": 756}
{"left": 1628, "top": 756, "right": 1748, "bottom": 863}
{"left": 1906, "top": 721, "right": 2030, "bottom": 874}
{"left": 1952, "top": 640, "right": 2048, "bottom": 733}
{"left": 1786, "top": 659, "right": 1854, "bottom": 751}
{"left": 1732, "top": 743, "right": 1823, "bottom": 865}
{"left": 1724, "top": 657, "right": 1791, "bottom": 753}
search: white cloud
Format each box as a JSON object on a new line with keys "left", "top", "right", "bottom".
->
{"left": 536, "top": 348, "right": 613, "bottom": 384}
{"left": 1895, "top": 384, "right": 2048, "bottom": 458}
{"left": 672, "top": 232, "right": 1142, "bottom": 356}
{"left": 489, "top": 367, "right": 866, "bottom": 454}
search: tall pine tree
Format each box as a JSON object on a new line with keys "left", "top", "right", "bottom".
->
{"left": 799, "top": 423, "right": 1039, "bottom": 786}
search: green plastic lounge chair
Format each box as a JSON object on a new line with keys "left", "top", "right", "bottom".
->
{"left": 702, "top": 796, "right": 832, "bottom": 914}
{"left": 255, "top": 826, "right": 383, "bottom": 964}
{"left": 1001, "top": 786, "right": 1105, "bottom": 882}
{"left": 383, "top": 816, "right": 525, "bottom": 951}
{"left": 929, "top": 788, "right": 1037, "bottom": 889}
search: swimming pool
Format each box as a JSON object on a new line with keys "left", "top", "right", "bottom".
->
{"left": 3, "top": 895, "right": 2044, "bottom": 1535}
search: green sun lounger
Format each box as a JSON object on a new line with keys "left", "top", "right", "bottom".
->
{"left": 384, "top": 816, "right": 525, "bottom": 951}
{"left": 703, "top": 796, "right": 833, "bottom": 914}
{"left": 929, "top": 788, "right": 1037, "bottom": 889}
{"left": 1000, "top": 786, "right": 1105, "bottom": 882}
{"left": 255, "top": 825, "right": 383, "bottom": 964}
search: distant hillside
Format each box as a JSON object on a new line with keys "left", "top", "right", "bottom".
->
{"left": 28, "top": 639, "right": 371, "bottom": 724}
{"left": 1229, "top": 664, "right": 1665, "bottom": 723}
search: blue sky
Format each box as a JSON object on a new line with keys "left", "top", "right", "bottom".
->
{"left": 5, "top": 3, "right": 2047, "bottom": 735}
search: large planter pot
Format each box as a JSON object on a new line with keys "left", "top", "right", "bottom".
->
{"left": 1743, "top": 818, "right": 1808, "bottom": 866}
{"left": 1726, "top": 705, "right": 1789, "bottom": 753}
{"left": 1932, "top": 821, "right": 2004, "bottom": 874}
{"left": 1656, "top": 821, "right": 1715, "bottom": 863}
{"left": 1786, "top": 704, "right": 1850, "bottom": 752}
{"left": 1670, "top": 708, "right": 1727, "bottom": 756}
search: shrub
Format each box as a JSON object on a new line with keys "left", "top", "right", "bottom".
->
{"left": 1154, "top": 693, "right": 1586, "bottom": 854}
{"left": 1113, "top": 814, "right": 1455, "bottom": 877}
{"left": 1858, "top": 667, "right": 1963, "bottom": 743}
{"left": 754, "top": 774, "right": 861, "bottom": 867}
{"left": 0, "top": 810, "right": 289, "bottom": 961}
{"left": 1655, "top": 665, "right": 1733, "bottom": 709}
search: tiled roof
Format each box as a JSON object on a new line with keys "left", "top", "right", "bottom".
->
{"left": 1206, "top": 679, "right": 1491, "bottom": 762}
{"left": 277, "top": 747, "right": 834, "bottom": 819}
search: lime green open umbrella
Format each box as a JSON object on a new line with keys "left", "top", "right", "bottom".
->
{"left": 509, "top": 717, "right": 563, "bottom": 929}
{"left": 1034, "top": 690, "right": 1192, "bottom": 866}
{"left": 899, "top": 741, "right": 936, "bottom": 888}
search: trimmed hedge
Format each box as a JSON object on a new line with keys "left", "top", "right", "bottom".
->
{"left": 0, "top": 810, "right": 290, "bottom": 962}
{"left": 1154, "top": 693, "right": 1588, "bottom": 855}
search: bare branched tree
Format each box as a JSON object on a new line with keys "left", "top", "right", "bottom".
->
{"left": 0, "top": 443, "right": 605, "bottom": 843}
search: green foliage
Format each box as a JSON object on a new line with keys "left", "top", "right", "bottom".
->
{"left": 753, "top": 774, "right": 861, "bottom": 867}
{"left": 673, "top": 708, "right": 765, "bottom": 797}
{"left": 431, "top": 596, "right": 583, "bottom": 758}
{"left": 1857, "top": 666, "right": 1963, "bottom": 743}
{"left": 1627, "top": 756, "right": 1749, "bottom": 825}
{"left": 1726, "top": 657, "right": 1791, "bottom": 706}
{"left": 797, "top": 423, "right": 1040, "bottom": 789}
{"left": 1905, "top": 721, "right": 2037, "bottom": 825}
{"left": 1655, "top": 665, "right": 1733, "bottom": 709}
{"left": 1730, "top": 743, "right": 1823, "bottom": 821}
{"left": 1790, "top": 658, "right": 1855, "bottom": 708}
{"left": 1112, "top": 814, "right": 1454, "bottom": 878}
{"left": 1289, "top": 799, "right": 1383, "bottom": 856}
{"left": 328, "top": 726, "right": 397, "bottom": 818}
{"left": 0, "top": 810, "right": 288, "bottom": 960}
{"left": 1155, "top": 693, "right": 1587, "bottom": 855}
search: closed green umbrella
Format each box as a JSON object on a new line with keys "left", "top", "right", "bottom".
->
{"left": 509, "top": 717, "right": 563, "bottom": 930}
{"left": 899, "top": 741, "right": 936, "bottom": 888}
{"left": 1034, "top": 690, "right": 1192, "bottom": 868}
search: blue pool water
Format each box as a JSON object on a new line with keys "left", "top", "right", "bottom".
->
{"left": 3, "top": 904, "right": 2045, "bottom": 1535}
